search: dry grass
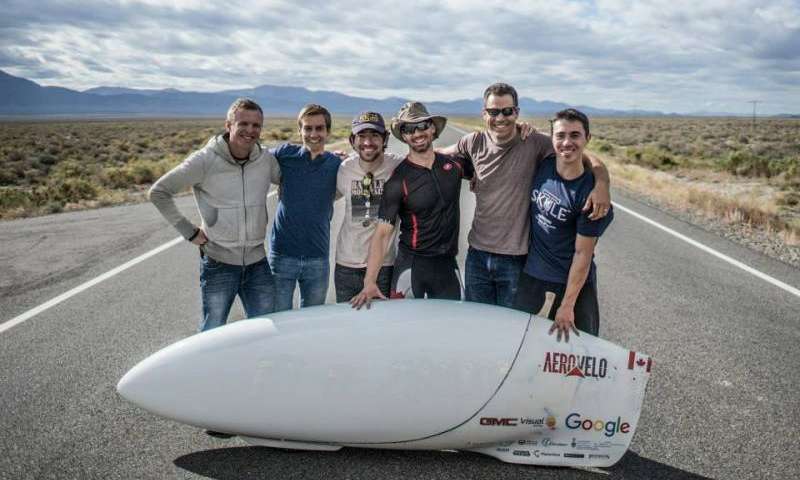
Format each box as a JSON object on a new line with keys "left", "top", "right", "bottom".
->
{"left": 0, "top": 117, "right": 352, "bottom": 219}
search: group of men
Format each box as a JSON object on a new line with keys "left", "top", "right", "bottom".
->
{"left": 150, "top": 82, "right": 614, "bottom": 346}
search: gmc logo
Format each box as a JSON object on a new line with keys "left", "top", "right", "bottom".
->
{"left": 480, "top": 417, "right": 518, "bottom": 426}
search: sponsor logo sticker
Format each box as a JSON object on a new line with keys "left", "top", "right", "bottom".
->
{"left": 628, "top": 351, "right": 653, "bottom": 372}
{"left": 565, "top": 413, "right": 630, "bottom": 437}
{"left": 542, "top": 352, "right": 608, "bottom": 378}
{"left": 513, "top": 450, "right": 531, "bottom": 457}
{"left": 589, "top": 454, "right": 611, "bottom": 459}
{"left": 480, "top": 417, "right": 518, "bottom": 427}
{"left": 564, "top": 453, "right": 586, "bottom": 459}
{"left": 541, "top": 438, "right": 568, "bottom": 447}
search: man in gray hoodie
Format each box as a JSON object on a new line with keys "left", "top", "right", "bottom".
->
{"left": 150, "top": 98, "right": 280, "bottom": 332}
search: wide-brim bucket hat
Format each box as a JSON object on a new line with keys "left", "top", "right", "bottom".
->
{"left": 390, "top": 101, "right": 447, "bottom": 143}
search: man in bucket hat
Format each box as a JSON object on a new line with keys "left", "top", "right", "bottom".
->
{"left": 351, "top": 102, "right": 473, "bottom": 309}
{"left": 333, "top": 111, "right": 404, "bottom": 302}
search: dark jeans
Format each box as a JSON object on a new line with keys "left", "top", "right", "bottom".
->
{"left": 513, "top": 271, "right": 600, "bottom": 336}
{"left": 199, "top": 255, "right": 275, "bottom": 332}
{"left": 334, "top": 264, "right": 393, "bottom": 303}
{"left": 269, "top": 252, "right": 329, "bottom": 312}
{"left": 464, "top": 247, "right": 527, "bottom": 308}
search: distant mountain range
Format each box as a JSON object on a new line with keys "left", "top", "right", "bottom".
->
{"left": 0, "top": 69, "right": 673, "bottom": 118}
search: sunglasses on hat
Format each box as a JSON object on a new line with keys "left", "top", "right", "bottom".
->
{"left": 484, "top": 107, "right": 518, "bottom": 117}
{"left": 399, "top": 120, "right": 433, "bottom": 135}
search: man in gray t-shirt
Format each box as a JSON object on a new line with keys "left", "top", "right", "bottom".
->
{"left": 439, "top": 83, "right": 611, "bottom": 308}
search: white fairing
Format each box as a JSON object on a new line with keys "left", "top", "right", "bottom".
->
{"left": 118, "top": 300, "right": 651, "bottom": 468}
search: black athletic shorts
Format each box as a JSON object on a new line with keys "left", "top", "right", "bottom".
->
{"left": 390, "top": 248, "right": 462, "bottom": 300}
{"left": 512, "top": 271, "right": 600, "bottom": 336}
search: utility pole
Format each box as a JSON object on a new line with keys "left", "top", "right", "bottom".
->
{"left": 748, "top": 100, "right": 760, "bottom": 130}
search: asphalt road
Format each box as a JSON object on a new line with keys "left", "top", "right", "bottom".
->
{"left": 1, "top": 126, "right": 799, "bottom": 480}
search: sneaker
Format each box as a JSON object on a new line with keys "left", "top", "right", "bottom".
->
{"left": 205, "top": 430, "right": 235, "bottom": 439}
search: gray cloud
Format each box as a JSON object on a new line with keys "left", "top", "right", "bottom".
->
{"left": 0, "top": 0, "right": 797, "bottom": 114}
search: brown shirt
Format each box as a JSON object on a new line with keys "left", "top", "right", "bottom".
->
{"left": 457, "top": 131, "right": 554, "bottom": 255}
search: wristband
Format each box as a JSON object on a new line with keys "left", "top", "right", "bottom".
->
{"left": 188, "top": 228, "right": 200, "bottom": 242}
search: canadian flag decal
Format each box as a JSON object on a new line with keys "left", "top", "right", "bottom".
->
{"left": 628, "top": 351, "right": 652, "bottom": 372}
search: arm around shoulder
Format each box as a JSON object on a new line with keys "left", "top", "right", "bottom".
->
{"left": 581, "top": 152, "right": 611, "bottom": 220}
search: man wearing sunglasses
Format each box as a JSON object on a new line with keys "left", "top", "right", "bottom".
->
{"left": 438, "top": 83, "right": 610, "bottom": 309}
{"left": 269, "top": 104, "right": 341, "bottom": 311}
{"left": 334, "top": 112, "right": 404, "bottom": 302}
{"left": 351, "top": 102, "right": 474, "bottom": 309}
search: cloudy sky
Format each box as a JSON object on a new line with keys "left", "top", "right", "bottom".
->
{"left": 2, "top": 0, "right": 798, "bottom": 114}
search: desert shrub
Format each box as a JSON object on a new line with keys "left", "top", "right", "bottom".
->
{"left": 778, "top": 191, "right": 800, "bottom": 207}
{"left": 34, "top": 178, "right": 98, "bottom": 204}
{"left": 36, "top": 153, "right": 58, "bottom": 166}
{"left": 0, "top": 170, "right": 17, "bottom": 186}
{"left": 5, "top": 150, "right": 26, "bottom": 163}
{"left": 624, "top": 146, "right": 678, "bottom": 170}
{"left": 770, "top": 156, "right": 799, "bottom": 179}
{"left": 725, "top": 150, "right": 771, "bottom": 177}
{"left": 101, "top": 166, "right": 131, "bottom": 189}
{"left": 101, "top": 158, "right": 175, "bottom": 187}
{"left": 594, "top": 141, "right": 614, "bottom": 153}
{"left": 0, "top": 187, "right": 33, "bottom": 210}
{"left": 50, "top": 159, "right": 97, "bottom": 181}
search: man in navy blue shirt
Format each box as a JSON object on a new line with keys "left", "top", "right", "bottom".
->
{"left": 269, "top": 104, "right": 341, "bottom": 311}
{"left": 513, "top": 109, "right": 614, "bottom": 342}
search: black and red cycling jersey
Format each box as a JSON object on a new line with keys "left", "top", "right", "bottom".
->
{"left": 378, "top": 152, "right": 474, "bottom": 257}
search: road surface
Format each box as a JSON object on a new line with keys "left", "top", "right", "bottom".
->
{"left": 1, "top": 126, "right": 798, "bottom": 479}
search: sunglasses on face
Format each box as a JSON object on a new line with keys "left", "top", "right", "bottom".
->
{"left": 399, "top": 120, "right": 432, "bottom": 135}
{"left": 484, "top": 107, "right": 518, "bottom": 117}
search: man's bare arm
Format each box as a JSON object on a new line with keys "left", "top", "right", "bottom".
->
{"left": 550, "top": 235, "right": 597, "bottom": 342}
{"left": 435, "top": 144, "right": 459, "bottom": 156}
{"left": 350, "top": 222, "right": 395, "bottom": 310}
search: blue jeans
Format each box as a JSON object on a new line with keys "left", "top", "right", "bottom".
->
{"left": 464, "top": 247, "right": 527, "bottom": 308}
{"left": 269, "top": 252, "right": 329, "bottom": 311}
{"left": 199, "top": 255, "right": 275, "bottom": 332}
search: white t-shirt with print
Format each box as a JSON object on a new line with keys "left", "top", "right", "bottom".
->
{"left": 335, "top": 152, "right": 403, "bottom": 268}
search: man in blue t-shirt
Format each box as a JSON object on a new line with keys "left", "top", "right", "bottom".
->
{"left": 269, "top": 104, "right": 341, "bottom": 311}
{"left": 513, "top": 109, "right": 614, "bottom": 342}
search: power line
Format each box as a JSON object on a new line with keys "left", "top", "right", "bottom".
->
{"left": 747, "top": 100, "right": 760, "bottom": 129}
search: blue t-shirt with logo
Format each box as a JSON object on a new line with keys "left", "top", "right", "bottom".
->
{"left": 524, "top": 155, "right": 613, "bottom": 284}
{"left": 270, "top": 143, "right": 341, "bottom": 258}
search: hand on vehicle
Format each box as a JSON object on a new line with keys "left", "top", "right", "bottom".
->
{"left": 350, "top": 282, "right": 386, "bottom": 310}
{"left": 549, "top": 305, "right": 580, "bottom": 342}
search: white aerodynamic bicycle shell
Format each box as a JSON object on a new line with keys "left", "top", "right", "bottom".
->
{"left": 118, "top": 300, "right": 652, "bottom": 468}
{"left": 119, "top": 301, "right": 528, "bottom": 443}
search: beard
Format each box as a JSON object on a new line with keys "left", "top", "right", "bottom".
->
{"left": 409, "top": 139, "right": 433, "bottom": 153}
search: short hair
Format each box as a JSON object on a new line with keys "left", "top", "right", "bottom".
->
{"left": 297, "top": 104, "right": 332, "bottom": 131}
{"left": 552, "top": 108, "right": 590, "bottom": 137}
{"left": 483, "top": 82, "right": 519, "bottom": 107}
{"left": 226, "top": 97, "right": 263, "bottom": 123}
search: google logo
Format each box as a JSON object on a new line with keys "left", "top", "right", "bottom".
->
{"left": 565, "top": 413, "right": 630, "bottom": 437}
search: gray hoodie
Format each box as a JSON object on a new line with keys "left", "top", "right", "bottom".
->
{"left": 149, "top": 134, "right": 280, "bottom": 266}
